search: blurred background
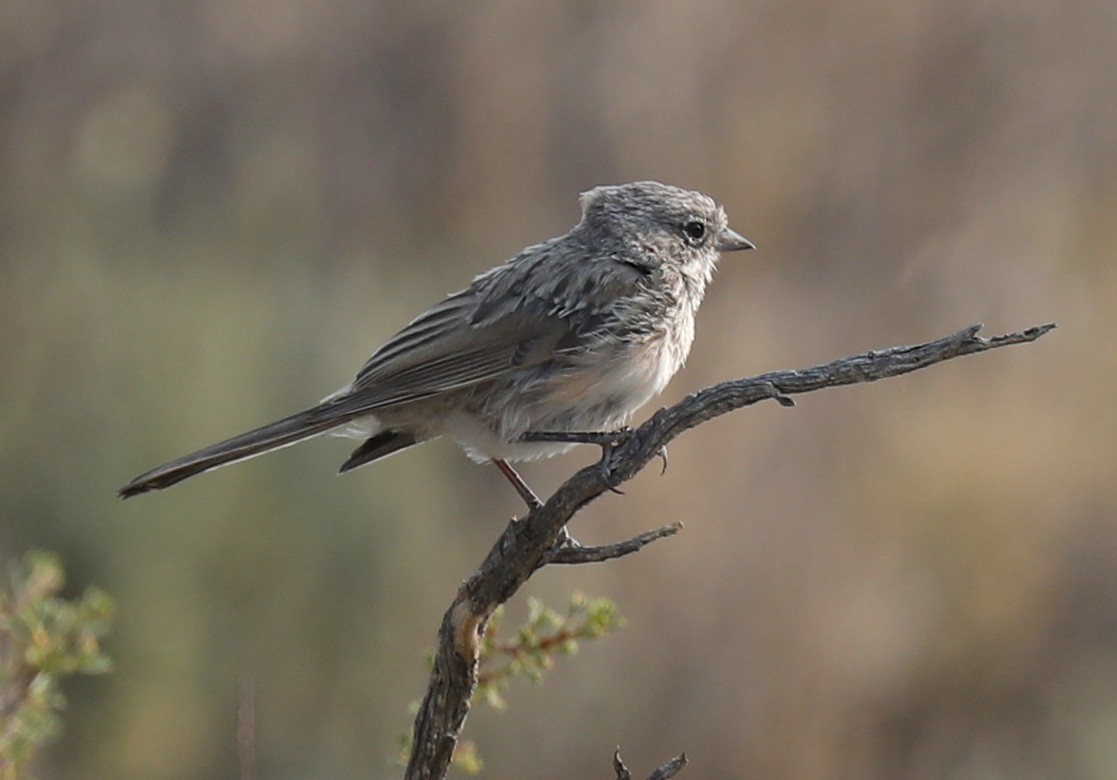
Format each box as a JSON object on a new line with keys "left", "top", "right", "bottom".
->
{"left": 1, "top": 1, "right": 1113, "bottom": 778}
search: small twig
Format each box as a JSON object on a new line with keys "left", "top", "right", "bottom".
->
{"left": 403, "top": 323, "right": 1055, "bottom": 780}
{"left": 648, "top": 754, "right": 689, "bottom": 780}
{"left": 545, "top": 523, "right": 682, "bottom": 565}
{"left": 614, "top": 748, "right": 688, "bottom": 780}
{"left": 614, "top": 749, "right": 631, "bottom": 780}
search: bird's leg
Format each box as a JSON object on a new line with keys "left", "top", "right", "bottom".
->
{"left": 493, "top": 459, "right": 581, "bottom": 551}
{"left": 520, "top": 429, "right": 633, "bottom": 494}
{"left": 493, "top": 459, "right": 544, "bottom": 512}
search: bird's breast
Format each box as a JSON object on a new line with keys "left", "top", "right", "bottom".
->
{"left": 545, "top": 304, "right": 695, "bottom": 421}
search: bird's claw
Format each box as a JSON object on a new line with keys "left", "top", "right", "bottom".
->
{"left": 541, "top": 525, "right": 584, "bottom": 563}
{"left": 519, "top": 427, "right": 634, "bottom": 495}
{"left": 656, "top": 445, "right": 668, "bottom": 475}
{"left": 596, "top": 428, "right": 634, "bottom": 494}
{"left": 598, "top": 461, "right": 626, "bottom": 495}
{"left": 556, "top": 525, "right": 581, "bottom": 549}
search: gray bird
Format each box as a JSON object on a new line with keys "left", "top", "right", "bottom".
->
{"left": 119, "top": 181, "right": 753, "bottom": 506}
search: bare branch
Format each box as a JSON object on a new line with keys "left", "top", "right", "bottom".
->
{"left": 403, "top": 322, "right": 1054, "bottom": 780}
{"left": 545, "top": 523, "right": 682, "bottom": 565}
{"left": 614, "top": 749, "right": 631, "bottom": 780}
{"left": 613, "top": 748, "right": 688, "bottom": 780}
{"left": 648, "top": 754, "right": 689, "bottom": 780}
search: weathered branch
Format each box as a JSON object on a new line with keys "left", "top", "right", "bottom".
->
{"left": 614, "top": 748, "right": 688, "bottom": 779}
{"left": 544, "top": 522, "right": 682, "bottom": 565}
{"left": 403, "top": 322, "right": 1055, "bottom": 780}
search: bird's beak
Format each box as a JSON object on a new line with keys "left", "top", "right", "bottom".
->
{"left": 716, "top": 227, "right": 755, "bottom": 253}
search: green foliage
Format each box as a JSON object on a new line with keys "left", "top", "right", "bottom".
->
{"left": 0, "top": 551, "right": 114, "bottom": 779}
{"left": 476, "top": 593, "right": 623, "bottom": 711}
{"left": 396, "top": 593, "right": 623, "bottom": 775}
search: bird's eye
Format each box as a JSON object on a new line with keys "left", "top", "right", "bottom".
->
{"left": 682, "top": 220, "right": 707, "bottom": 243}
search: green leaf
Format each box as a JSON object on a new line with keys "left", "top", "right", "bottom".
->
{"left": 0, "top": 550, "right": 114, "bottom": 777}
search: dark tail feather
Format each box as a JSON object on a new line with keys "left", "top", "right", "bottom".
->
{"left": 338, "top": 431, "right": 419, "bottom": 473}
{"left": 119, "top": 405, "right": 359, "bottom": 498}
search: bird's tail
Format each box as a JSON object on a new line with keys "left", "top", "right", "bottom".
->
{"left": 119, "top": 403, "right": 364, "bottom": 498}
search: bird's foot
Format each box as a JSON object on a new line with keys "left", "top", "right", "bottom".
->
{"left": 521, "top": 428, "right": 633, "bottom": 494}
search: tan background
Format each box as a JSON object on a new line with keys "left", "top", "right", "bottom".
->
{"left": 2, "top": 2, "right": 1114, "bottom": 778}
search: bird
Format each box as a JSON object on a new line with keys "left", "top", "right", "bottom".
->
{"left": 119, "top": 181, "right": 753, "bottom": 507}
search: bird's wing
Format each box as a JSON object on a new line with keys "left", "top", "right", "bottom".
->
{"left": 330, "top": 252, "right": 648, "bottom": 416}
{"left": 331, "top": 288, "right": 570, "bottom": 413}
